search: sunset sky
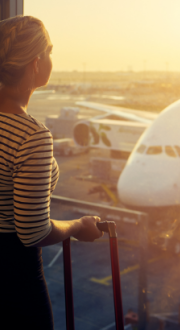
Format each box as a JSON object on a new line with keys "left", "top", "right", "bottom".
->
{"left": 24, "top": 0, "right": 180, "bottom": 72}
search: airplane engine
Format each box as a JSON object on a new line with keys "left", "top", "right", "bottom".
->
{"left": 73, "top": 121, "right": 90, "bottom": 147}
{"left": 73, "top": 119, "right": 147, "bottom": 152}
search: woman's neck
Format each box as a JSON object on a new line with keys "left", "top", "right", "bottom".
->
{"left": 0, "top": 85, "right": 34, "bottom": 114}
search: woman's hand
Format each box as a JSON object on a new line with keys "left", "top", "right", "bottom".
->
{"left": 32, "top": 216, "right": 103, "bottom": 247}
{"left": 73, "top": 216, "right": 103, "bottom": 242}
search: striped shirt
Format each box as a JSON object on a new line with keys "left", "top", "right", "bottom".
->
{"left": 0, "top": 112, "right": 59, "bottom": 247}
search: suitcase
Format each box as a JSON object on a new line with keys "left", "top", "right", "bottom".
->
{"left": 63, "top": 221, "right": 124, "bottom": 330}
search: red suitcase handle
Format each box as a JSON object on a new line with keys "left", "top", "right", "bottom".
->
{"left": 97, "top": 221, "right": 124, "bottom": 330}
{"left": 63, "top": 221, "right": 124, "bottom": 330}
{"left": 63, "top": 238, "right": 75, "bottom": 330}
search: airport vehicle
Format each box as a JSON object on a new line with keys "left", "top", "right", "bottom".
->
{"left": 53, "top": 138, "right": 88, "bottom": 156}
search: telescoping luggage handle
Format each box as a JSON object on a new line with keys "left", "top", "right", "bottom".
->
{"left": 97, "top": 221, "right": 124, "bottom": 330}
{"left": 63, "top": 221, "right": 124, "bottom": 330}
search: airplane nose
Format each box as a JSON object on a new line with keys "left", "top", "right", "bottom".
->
{"left": 117, "top": 159, "right": 180, "bottom": 208}
{"left": 117, "top": 162, "right": 148, "bottom": 207}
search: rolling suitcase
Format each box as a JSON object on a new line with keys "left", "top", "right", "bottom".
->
{"left": 63, "top": 221, "right": 124, "bottom": 330}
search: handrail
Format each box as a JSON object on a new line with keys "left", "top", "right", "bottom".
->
{"left": 51, "top": 194, "right": 147, "bottom": 219}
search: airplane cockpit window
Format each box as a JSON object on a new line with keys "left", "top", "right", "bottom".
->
{"left": 136, "top": 144, "right": 146, "bottom": 154}
{"left": 146, "top": 146, "right": 162, "bottom": 155}
{"left": 165, "top": 146, "right": 177, "bottom": 157}
{"left": 174, "top": 145, "right": 180, "bottom": 156}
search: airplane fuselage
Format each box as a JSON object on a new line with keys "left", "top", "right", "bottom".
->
{"left": 118, "top": 100, "right": 180, "bottom": 211}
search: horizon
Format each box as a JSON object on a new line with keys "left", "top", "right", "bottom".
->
{"left": 51, "top": 69, "right": 180, "bottom": 73}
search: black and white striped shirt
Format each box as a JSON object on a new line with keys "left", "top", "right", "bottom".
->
{"left": 0, "top": 112, "right": 59, "bottom": 247}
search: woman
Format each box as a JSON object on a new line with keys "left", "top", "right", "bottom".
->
{"left": 0, "top": 15, "right": 102, "bottom": 330}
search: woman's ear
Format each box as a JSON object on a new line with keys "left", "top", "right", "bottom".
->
{"left": 33, "top": 57, "right": 40, "bottom": 74}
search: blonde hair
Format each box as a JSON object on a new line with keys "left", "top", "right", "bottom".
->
{"left": 0, "top": 15, "right": 52, "bottom": 86}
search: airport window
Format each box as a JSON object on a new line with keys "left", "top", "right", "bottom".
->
{"left": 165, "top": 146, "right": 177, "bottom": 157}
{"left": 136, "top": 144, "right": 146, "bottom": 154}
{"left": 174, "top": 145, "right": 180, "bottom": 156}
{"left": 146, "top": 146, "right": 162, "bottom": 155}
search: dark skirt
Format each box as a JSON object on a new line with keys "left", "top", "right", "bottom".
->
{"left": 0, "top": 233, "right": 54, "bottom": 330}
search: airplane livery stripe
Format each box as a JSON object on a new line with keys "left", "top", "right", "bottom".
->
{"left": 0, "top": 112, "right": 59, "bottom": 247}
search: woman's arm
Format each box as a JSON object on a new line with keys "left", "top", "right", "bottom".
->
{"left": 13, "top": 128, "right": 102, "bottom": 248}
{"left": 32, "top": 216, "right": 103, "bottom": 247}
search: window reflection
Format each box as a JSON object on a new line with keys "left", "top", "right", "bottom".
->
{"left": 146, "top": 146, "right": 162, "bottom": 155}
{"left": 165, "top": 146, "right": 176, "bottom": 157}
{"left": 136, "top": 144, "right": 146, "bottom": 154}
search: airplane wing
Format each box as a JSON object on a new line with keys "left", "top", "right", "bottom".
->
{"left": 76, "top": 101, "right": 157, "bottom": 125}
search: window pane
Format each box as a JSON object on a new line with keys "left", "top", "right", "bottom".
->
{"left": 174, "top": 145, "right": 180, "bottom": 156}
{"left": 165, "top": 146, "right": 177, "bottom": 157}
{"left": 136, "top": 144, "right": 146, "bottom": 154}
{"left": 146, "top": 146, "right": 162, "bottom": 155}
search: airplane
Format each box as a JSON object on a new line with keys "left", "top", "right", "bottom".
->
{"left": 75, "top": 101, "right": 157, "bottom": 123}
{"left": 73, "top": 101, "right": 157, "bottom": 155}
{"left": 117, "top": 99, "right": 180, "bottom": 211}
{"left": 45, "top": 101, "right": 156, "bottom": 154}
{"left": 74, "top": 100, "right": 180, "bottom": 249}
